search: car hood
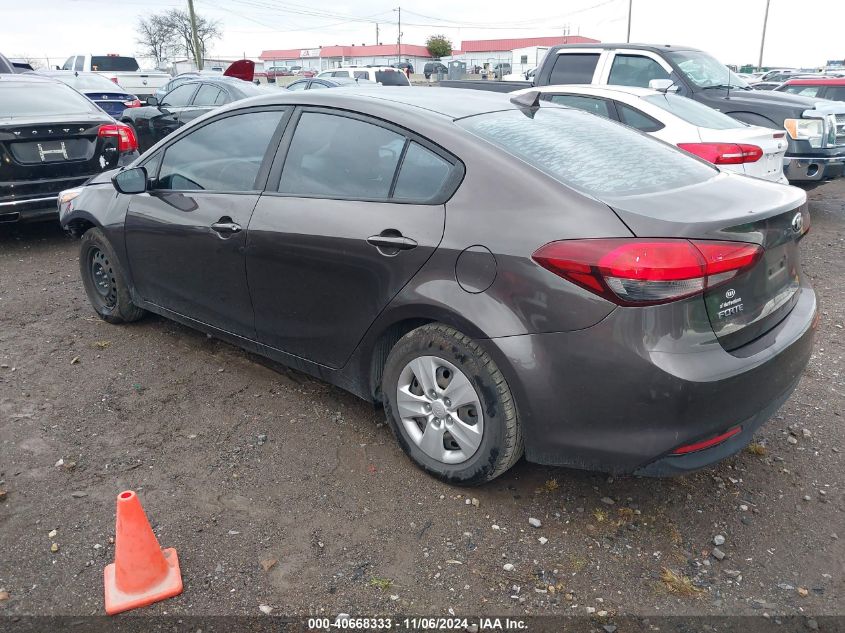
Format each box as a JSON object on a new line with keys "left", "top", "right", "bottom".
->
{"left": 85, "top": 168, "right": 121, "bottom": 186}
{"left": 715, "top": 87, "right": 845, "bottom": 113}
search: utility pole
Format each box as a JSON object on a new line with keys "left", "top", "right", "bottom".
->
{"left": 376, "top": 23, "right": 380, "bottom": 46}
{"left": 395, "top": 6, "right": 402, "bottom": 62}
{"left": 187, "top": 0, "right": 203, "bottom": 71}
{"left": 758, "top": 0, "right": 771, "bottom": 71}
{"left": 626, "top": 0, "right": 633, "bottom": 43}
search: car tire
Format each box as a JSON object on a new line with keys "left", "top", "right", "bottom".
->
{"left": 382, "top": 323, "right": 523, "bottom": 485}
{"left": 79, "top": 228, "right": 146, "bottom": 324}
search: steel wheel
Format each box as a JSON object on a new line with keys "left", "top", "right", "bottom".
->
{"left": 88, "top": 247, "right": 117, "bottom": 308}
{"left": 396, "top": 355, "right": 484, "bottom": 464}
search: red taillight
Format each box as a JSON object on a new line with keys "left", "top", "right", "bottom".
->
{"left": 532, "top": 239, "right": 762, "bottom": 305}
{"left": 98, "top": 123, "right": 138, "bottom": 153}
{"left": 109, "top": 77, "right": 120, "bottom": 84}
{"left": 671, "top": 426, "right": 742, "bottom": 455}
{"left": 677, "top": 142, "right": 763, "bottom": 165}
{"left": 123, "top": 99, "right": 142, "bottom": 108}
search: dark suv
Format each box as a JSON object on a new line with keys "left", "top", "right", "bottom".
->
{"left": 424, "top": 62, "right": 447, "bottom": 79}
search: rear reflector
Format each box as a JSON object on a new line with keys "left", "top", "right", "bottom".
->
{"left": 98, "top": 123, "right": 138, "bottom": 153}
{"left": 678, "top": 142, "right": 763, "bottom": 165}
{"left": 671, "top": 426, "right": 742, "bottom": 455}
{"left": 532, "top": 238, "right": 762, "bottom": 306}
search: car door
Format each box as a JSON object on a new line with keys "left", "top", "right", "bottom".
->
{"left": 601, "top": 50, "right": 679, "bottom": 92}
{"left": 246, "top": 108, "right": 459, "bottom": 368}
{"left": 178, "top": 83, "right": 228, "bottom": 126}
{"left": 138, "top": 83, "right": 199, "bottom": 150}
{"left": 124, "top": 107, "right": 288, "bottom": 337}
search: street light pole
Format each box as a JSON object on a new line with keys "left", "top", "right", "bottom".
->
{"left": 758, "top": 0, "right": 771, "bottom": 71}
{"left": 626, "top": 0, "right": 632, "bottom": 43}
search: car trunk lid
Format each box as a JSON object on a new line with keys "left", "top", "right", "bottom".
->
{"left": 601, "top": 173, "right": 808, "bottom": 351}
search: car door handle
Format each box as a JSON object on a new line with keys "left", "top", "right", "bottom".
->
{"left": 211, "top": 221, "right": 242, "bottom": 234}
{"left": 367, "top": 234, "right": 417, "bottom": 250}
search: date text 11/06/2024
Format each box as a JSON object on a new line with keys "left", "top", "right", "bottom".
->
{"left": 307, "top": 617, "right": 528, "bottom": 630}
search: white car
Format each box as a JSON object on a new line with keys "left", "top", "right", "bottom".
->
{"left": 317, "top": 66, "right": 410, "bottom": 86}
{"left": 513, "top": 84, "right": 789, "bottom": 183}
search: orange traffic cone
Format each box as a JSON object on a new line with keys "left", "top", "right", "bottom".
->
{"left": 103, "top": 490, "right": 183, "bottom": 615}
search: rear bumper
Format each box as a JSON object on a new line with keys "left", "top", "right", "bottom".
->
{"left": 486, "top": 285, "right": 817, "bottom": 474}
{"left": 783, "top": 155, "right": 845, "bottom": 181}
{"left": 0, "top": 196, "right": 58, "bottom": 223}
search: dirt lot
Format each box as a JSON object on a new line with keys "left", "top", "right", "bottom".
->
{"left": 0, "top": 180, "right": 842, "bottom": 622}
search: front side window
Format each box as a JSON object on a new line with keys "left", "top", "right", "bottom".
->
{"left": 287, "top": 80, "right": 308, "bottom": 91}
{"left": 161, "top": 84, "right": 197, "bottom": 108}
{"left": 616, "top": 103, "right": 664, "bottom": 132}
{"left": 549, "top": 53, "right": 600, "bottom": 85}
{"left": 547, "top": 94, "right": 611, "bottom": 118}
{"left": 608, "top": 54, "right": 669, "bottom": 88}
{"left": 642, "top": 93, "right": 746, "bottom": 129}
{"left": 824, "top": 86, "right": 845, "bottom": 101}
{"left": 279, "top": 112, "right": 405, "bottom": 199}
{"left": 157, "top": 110, "right": 285, "bottom": 192}
{"left": 393, "top": 142, "right": 453, "bottom": 201}
{"left": 459, "top": 108, "right": 714, "bottom": 198}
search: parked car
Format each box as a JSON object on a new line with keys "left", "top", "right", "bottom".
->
{"left": 758, "top": 69, "right": 799, "bottom": 83}
{"left": 39, "top": 71, "right": 141, "bottom": 117}
{"left": 0, "top": 52, "right": 16, "bottom": 74}
{"left": 492, "top": 63, "right": 512, "bottom": 79}
{"left": 286, "top": 76, "right": 375, "bottom": 90}
{"left": 317, "top": 66, "right": 410, "bottom": 86}
{"left": 265, "top": 64, "right": 293, "bottom": 82}
{"left": 121, "top": 76, "right": 270, "bottom": 152}
{"left": 293, "top": 68, "right": 316, "bottom": 77}
{"left": 59, "top": 55, "right": 170, "bottom": 98}
{"left": 154, "top": 73, "right": 200, "bottom": 102}
{"left": 424, "top": 62, "right": 448, "bottom": 79}
{"left": 775, "top": 76, "right": 845, "bottom": 101}
{"left": 392, "top": 61, "right": 415, "bottom": 74}
{"left": 59, "top": 88, "right": 815, "bottom": 484}
{"left": 0, "top": 74, "right": 138, "bottom": 223}
{"left": 517, "top": 84, "right": 788, "bottom": 183}
{"left": 442, "top": 44, "right": 845, "bottom": 183}
{"left": 749, "top": 81, "right": 783, "bottom": 91}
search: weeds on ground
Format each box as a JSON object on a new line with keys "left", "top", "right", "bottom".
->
{"left": 660, "top": 567, "right": 701, "bottom": 596}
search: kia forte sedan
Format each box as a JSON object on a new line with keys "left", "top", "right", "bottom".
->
{"left": 58, "top": 88, "right": 816, "bottom": 484}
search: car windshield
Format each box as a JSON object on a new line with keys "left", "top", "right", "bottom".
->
{"left": 458, "top": 107, "right": 716, "bottom": 197}
{"left": 90, "top": 56, "right": 140, "bottom": 72}
{"left": 641, "top": 93, "right": 748, "bottom": 130}
{"left": 667, "top": 51, "right": 749, "bottom": 89}
{"left": 0, "top": 82, "right": 99, "bottom": 117}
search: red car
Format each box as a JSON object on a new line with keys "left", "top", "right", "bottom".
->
{"left": 775, "top": 76, "right": 845, "bottom": 101}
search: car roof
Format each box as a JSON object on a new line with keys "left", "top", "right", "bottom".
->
{"left": 551, "top": 43, "right": 699, "bottom": 53}
{"left": 243, "top": 86, "right": 527, "bottom": 120}
{"left": 528, "top": 84, "right": 662, "bottom": 98}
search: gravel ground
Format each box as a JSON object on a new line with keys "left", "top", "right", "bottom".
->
{"left": 0, "top": 180, "right": 842, "bottom": 621}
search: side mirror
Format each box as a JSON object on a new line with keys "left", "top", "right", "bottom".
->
{"left": 649, "top": 79, "right": 678, "bottom": 93}
{"left": 146, "top": 95, "right": 159, "bottom": 106}
{"left": 112, "top": 167, "right": 147, "bottom": 195}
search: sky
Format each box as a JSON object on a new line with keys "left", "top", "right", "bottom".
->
{"left": 6, "top": 0, "right": 845, "bottom": 69}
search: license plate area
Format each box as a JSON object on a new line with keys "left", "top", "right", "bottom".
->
{"left": 9, "top": 138, "right": 93, "bottom": 164}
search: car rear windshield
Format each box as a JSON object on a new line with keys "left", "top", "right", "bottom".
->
{"left": 0, "top": 82, "right": 99, "bottom": 117}
{"left": 375, "top": 70, "right": 410, "bottom": 86}
{"left": 90, "top": 56, "right": 140, "bottom": 72}
{"left": 641, "top": 93, "right": 748, "bottom": 129}
{"left": 458, "top": 107, "right": 716, "bottom": 197}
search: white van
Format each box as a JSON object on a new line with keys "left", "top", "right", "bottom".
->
{"left": 317, "top": 66, "right": 410, "bottom": 86}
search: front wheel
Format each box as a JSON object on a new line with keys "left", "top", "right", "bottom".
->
{"left": 382, "top": 324, "right": 523, "bottom": 485}
{"left": 79, "top": 228, "right": 146, "bottom": 324}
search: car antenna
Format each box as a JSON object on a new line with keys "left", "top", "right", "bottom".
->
{"left": 510, "top": 90, "right": 541, "bottom": 117}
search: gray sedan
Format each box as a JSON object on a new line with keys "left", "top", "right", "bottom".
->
{"left": 58, "top": 88, "right": 816, "bottom": 484}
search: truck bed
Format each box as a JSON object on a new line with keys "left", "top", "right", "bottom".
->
{"left": 438, "top": 80, "right": 531, "bottom": 93}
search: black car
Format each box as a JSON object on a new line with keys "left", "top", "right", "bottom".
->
{"left": 285, "top": 76, "right": 375, "bottom": 91}
{"left": 39, "top": 71, "right": 141, "bottom": 118}
{"left": 392, "top": 61, "right": 415, "bottom": 74}
{"left": 122, "top": 77, "right": 269, "bottom": 152}
{"left": 423, "top": 62, "right": 447, "bottom": 79}
{"left": 0, "top": 74, "right": 139, "bottom": 223}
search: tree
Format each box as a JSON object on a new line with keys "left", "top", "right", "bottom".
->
{"left": 162, "top": 9, "right": 221, "bottom": 68}
{"left": 425, "top": 34, "right": 452, "bottom": 59}
{"left": 136, "top": 14, "right": 177, "bottom": 68}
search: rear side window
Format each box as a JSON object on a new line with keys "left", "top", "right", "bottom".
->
{"left": 62, "top": 57, "right": 75, "bottom": 70}
{"left": 608, "top": 54, "right": 669, "bottom": 87}
{"left": 0, "top": 82, "right": 98, "bottom": 116}
{"left": 157, "top": 110, "right": 285, "bottom": 192}
{"left": 547, "top": 94, "right": 611, "bottom": 118}
{"left": 393, "top": 142, "right": 453, "bottom": 201}
{"left": 193, "top": 84, "right": 224, "bottom": 106}
{"left": 74, "top": 57, "right": 84, "bottom": 71}
{"left": 549, "top": 53, "right": 600, "bottom": 84}
{"left": 375, "top": 70, "right": 410, "bottom": 86}
{"left": 90, "top": 56, "right": 139, "bottom": 72}
{"left": 642, "top": 93, "right": 746, "bottom": 129}
{"left": 279, "top": 112, "right": 405, "bottom": 199}
{"left": 459, "top": 108, "right": 715, "bottom": 197}
{"left": 616, "top": 103, "right": 664, "bottom": 132}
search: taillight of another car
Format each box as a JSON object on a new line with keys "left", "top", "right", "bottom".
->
{"left": 123, "top": 98, "right": 142, "bottom": 108}
{"left": 532, "top": 239, "right": 762, "bottom": 306}
{"left": 678, "top": 142, "right": 763, "bottom": 165}
{"left": 98, "top": 123, "right": 138, "bottom": 153}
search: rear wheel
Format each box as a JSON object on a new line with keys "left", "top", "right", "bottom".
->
{"left": 79, "top": 228, "right": 145, "bottom": 324}
{"left": 382, "top": 323, "right": 523, "bottom": 485}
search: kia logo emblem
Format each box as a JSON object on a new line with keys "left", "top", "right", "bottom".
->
{"left": 791, "top": 212, "right": 804, "bottom": 233}
{"left": 725, "top": 289, "right": 736, "bottom": 299}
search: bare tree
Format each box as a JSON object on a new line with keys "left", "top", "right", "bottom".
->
{"left": 13, "top": 55, "right": 45, "bottom": 70}
{"left": 162, "top": 9, "right": 222, "bottom": 66}
{"left": 136, "top": 14, "right": 177, "bottom": 69}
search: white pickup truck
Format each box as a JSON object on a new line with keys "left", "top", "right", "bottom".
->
{"left": 59, "top": 54, "right": 170, "bottom": 98}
